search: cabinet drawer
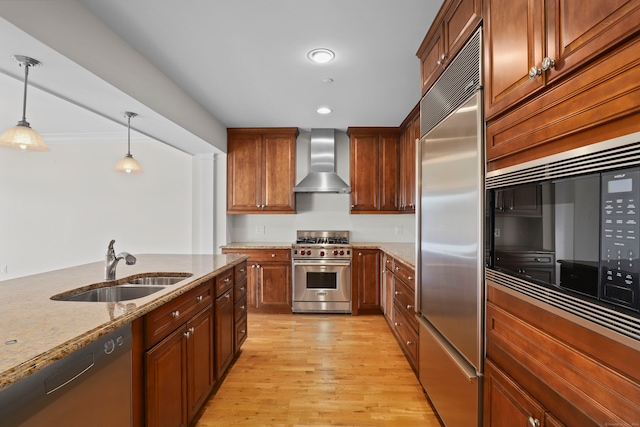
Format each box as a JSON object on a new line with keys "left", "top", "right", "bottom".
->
{"left": 394, "top": 279, "right": 417, "bottom": 332}
{"left": 215, "top": 268, "right": 234, "bottom": 297}
{"left": 235, "top": 262, "right": 247, "bottom": 283}
{"left": 393, "top": 259, "right": 415, "bottom": 290}
{"left": 234, "top": 294, "right": 247, "bottom": 320}
{"left": 234, "top": 277, "right": 247, "bottom": 303}
{"left": 144, "top": 282, "right": 213, "bottom": 349}
{"left": 392, "top": 303, "right": 418, "bottom": 367}
{"left": 235, "top": 313, "right": 247, "bottom": 350}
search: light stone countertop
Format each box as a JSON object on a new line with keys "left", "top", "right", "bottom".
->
{"left": 222, "top": 242, "right": 416, "bottom": 268}
{"left": 0, "top": 253, "right": 247, "bottom": 391}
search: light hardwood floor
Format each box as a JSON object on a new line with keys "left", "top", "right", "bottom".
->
{"left": 195, "top": 313, "right": 442, "bottom": 426}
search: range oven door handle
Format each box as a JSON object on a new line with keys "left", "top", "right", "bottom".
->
{"left": 293, "top": 261, "right": 351, "bottom": 268}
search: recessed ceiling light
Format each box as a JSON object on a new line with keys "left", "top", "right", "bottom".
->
{"left": 317, "top": 107, "right": 332, "bottom": 115}
{"left": 308, "top": 48, "right": 335, "bottom": 64}
{"left": 322, "top": 78, "right": 334, "bottom": 83}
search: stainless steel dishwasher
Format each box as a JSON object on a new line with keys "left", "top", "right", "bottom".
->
{"left": 0, "top": 324, "right": 132, "bottom": 427}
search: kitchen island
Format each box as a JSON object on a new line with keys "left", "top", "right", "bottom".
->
{"left": 0, "top": 253, "right": 247, "bottom": 391}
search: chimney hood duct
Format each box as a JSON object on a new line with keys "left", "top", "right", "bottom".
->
{"left": 294, "top": 128, "right": 351, "bottom": 193}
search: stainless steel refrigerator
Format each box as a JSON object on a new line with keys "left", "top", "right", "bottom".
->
{"left": 416, "top": 28, "right": 483, "bottom": 426}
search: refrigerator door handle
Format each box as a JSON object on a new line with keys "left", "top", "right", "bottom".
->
{"left": 420, "top": 317, "right": 478, "bottom": 380}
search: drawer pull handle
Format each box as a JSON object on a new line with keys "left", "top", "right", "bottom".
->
{"left": 171, "top": 311, "right": 180, "bottom": 318}
{"left": 406, "top": 340, "right": 414, "bottom": 346}
{"left": 528, "top": 417, "right": 540, "bottom": 427}
{"left": 196, "top": 296, "right": 203, "bottom": 302}
{"left": 240, "top": 268, "right": 246, "bottom": 273}
{"left": 225, "top": 293, "right": 231, "bottom": 299}
{"left": 224, "top": 277, "right": 231, "bottom": 283}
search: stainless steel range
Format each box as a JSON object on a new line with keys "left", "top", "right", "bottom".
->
{"left": 292, "top": 230, "right": 352, "bottom": 313}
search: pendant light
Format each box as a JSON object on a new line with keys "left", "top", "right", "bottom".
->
{"left": 0, "top": 55, "right": 48, "bottom": 152}
{"left": 113, "top": 111, "right": 143, "bottom": 174}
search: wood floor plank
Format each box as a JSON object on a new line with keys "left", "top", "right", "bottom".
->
{"left": 195, "top": 313, "right": 442, "bottom": 426}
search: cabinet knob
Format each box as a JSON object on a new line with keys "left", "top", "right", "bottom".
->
{"left": 271, "top": 253, "right": 276, "bottom": 258}
{"left": 241, "top": 329, "right": 246, "bottom": 334}
{"left": 188, "top": 327, "right": 195, "bottom": 334}
{"left": 171, "top": 310, "right": 180, "bottom": 318}
{"left": 394, "top": 322, "right": 401, "bottom": 326}
{"left": 528, "top": 417, "right": 540, "bottom": 427}
{"left": 184, "top": 331, "right": 190, "bottom": 338}
{"left": 358, "top": 252, "right": 363, "bottom": 256}
{"left": 407, "top": 304, "right": 413, "bottom": 310}
{"left": 395, "top": 266, "right": 400, "bottom": 271}
{"left": 541, "top": 56, "right": 556, "bottom": 71}
{"left": 196, "top": 295, "right": 203, "bottom": 302}
{"left": 224, "top": 277, "right": 231, "bottom": 283}
{"left": 529, "top": 66, "right": 542, "bottom": 79}
{"left": 406, "top": 340, "right": 414, "bottom": 346}
{"left": 225, "top": 293, "right": 231, "bottom": 299}
{"left": 240, "top": 305, "right": 245, "bottom": 310}
{"left": 436, "top": 53, "right": 448, "bottom": 66}
{"left": 240, "top": 268, "right": 246, "bottom": 273}
{"left": 407, "top": 276, "right": 413, "bottom": 280}
{"left": 395, "top": 291, "right": 401, "bottom": 295}
{"left": 240, "top": 286, "right": 245, "bottom": 291}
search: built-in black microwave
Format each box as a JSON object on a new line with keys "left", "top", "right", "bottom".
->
{"left": 486, "top": 145, "right": 640, "bottom": 316}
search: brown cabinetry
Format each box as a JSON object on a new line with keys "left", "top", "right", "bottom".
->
{"left": 234, "top": 262, "right": 248, "bottom": 351}
{"left": 348, "top": 128, "right": 400, "bottom": 213}
{"left": 145, "top": 302, "right": 214, "bottom": 427}
{"left": 484, "top": 0, "right": 640, "bottom": 119}
{"left": 352, "top": 249, "right": 381, "bottom": 314}
{"left": 485, "top": 284, "right": 640, "bottom": 426}
{"left": 221, "top": 248, "right": 292, "bottom": 313}
{"left": 214, "top": 270, "right": 235, "bottom": 380}
{"left": 495, "top": 185, "right": 541, "bottom": 217}
{"left": 399, "top": 104, "right": 419, "bottom": 212}
{"left": 484, "top": 0, "right": 640, "bottom": 170}
{"left": 227, "top": 128, "right": 298, "bottom": 214}
{"left": 383, "top": 254, "right": 418, "bottom": 372}
{"left": 416, "top": 0, "right": 482, "bottom": 95}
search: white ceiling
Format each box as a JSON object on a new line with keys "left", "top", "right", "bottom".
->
{"left": 0, "top": 0, "right": 443, "bottom": 154}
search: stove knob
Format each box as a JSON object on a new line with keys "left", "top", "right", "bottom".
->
{"left": 339, "top": 250, "right": 344, "bottom": 256}
{"left": 333, "top": 250, "right": 339, "bottom": 256}
{"left": 305, "top": 250, "right": 311, "bottom": 256}
{"left": 320, "top": 251, "right": 325, "bottom": 257}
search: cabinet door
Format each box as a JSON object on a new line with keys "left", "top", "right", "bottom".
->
{"left": 354, "top": 249, "right": 381, "bottom": 313}
{"left": 247, "top": 263, "right": 259, "bottom": 308}
{"left": 146, "top": 326, "right": 188, "bottom": 427}
{"left": 382, "top": 255, "right": 395, "bottom": 321}
{"left": 186, "top": 307, "right": 214, "bottom": 422}
{"left": 215, "top": 288, "right": 235, "bottom": 379}
{"left": 419, "top": 25, "right": 445, "bottom": 95}
{"left": 227, "top": 133, "right": 262, "bottom": 213}
{"left": 496, "top": 185, "right": 541, "bottom": 217}
{"left": 258, "top": 262, "right": 291, "bottom": 311}
{"left": 484, "top": 0, "right": 545, "bottom": 118}
{"left": 484, "top": 360, "right": 547, "bottom": 427}
{"left": 545, "top": 0, "right": 640, "bottom": 85}
{"left": 262, "top": 134, "right": 296, "bottom": 212}
{"left": 350, "top": 132, "right": 380, "bottom": 212}
{"left": 379, "top": 133, "right": 400, "bottom": 212}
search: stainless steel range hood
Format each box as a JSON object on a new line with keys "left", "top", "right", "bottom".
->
{"left": 294, "top": 129, "right": 351, "bottom": 193}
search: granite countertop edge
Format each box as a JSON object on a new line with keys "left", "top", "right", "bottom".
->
{"left": 0, "top": 253, "right": 248, "bottom": 391}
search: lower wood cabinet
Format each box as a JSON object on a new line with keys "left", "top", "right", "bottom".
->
{"left": 222, "top": 248, "right": 291, "bottom": 313}
{"left": 215, "top": 286, "right": 234, "bottom": 380}
{"left": 352, "top": 248, "right": 381, "bottom": 315}
{"left": 145, "top": 305, "right": 214, "bottom": 427}
{"left": 485, "top": 284, "right": 640, "bottom": 426}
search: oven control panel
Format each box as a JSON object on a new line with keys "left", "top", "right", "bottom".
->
{"left": 292, "top": 247, "right": 352, "bottom": 259}
{"left": 601, "top": 167, "right": 640, "bottom": 312}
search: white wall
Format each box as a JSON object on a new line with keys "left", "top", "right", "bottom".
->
{"left": 225, "top": 130, "right": 416, "bottom": 244}
{"left": 0, "top": 137, "right": 193, "bottom": 280}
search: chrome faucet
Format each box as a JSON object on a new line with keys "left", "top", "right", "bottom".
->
{"left": 105, "top": 239, "right": 136, "bottom": 280}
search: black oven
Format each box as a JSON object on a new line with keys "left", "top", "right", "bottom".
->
{"left": 486, "top": 140, "right": 640, "bottom": 315}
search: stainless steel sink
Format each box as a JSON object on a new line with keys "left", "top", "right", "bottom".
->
{"left": 55, "top": 285, "right": 165, "bottom": 302}
{"left": 126, "top": 276, "right": 189, "bottom": 286}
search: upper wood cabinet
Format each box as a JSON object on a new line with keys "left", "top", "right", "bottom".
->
{"left": 348, "top": 127, "right": 400, "bottom": 214}
{"left": 417, "top": 0, "right": 482, "bottom": 95}
{"left": 399, "top": 104, "right": 419, "bottom": 212}
{"left": 484, "top": 0, "right": 640, "bottom": 119}
{"left": 227, "top": 128, "right": 298, "bottom": 214}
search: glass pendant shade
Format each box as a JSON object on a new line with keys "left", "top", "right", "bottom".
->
{"left": 114, "top": 153, "right": 143, "bottom": 174}
{"left": 114, "top": 111, "right": 143, "bottom": 174}
{"left": 0, "top": 122, "right": 48, "bottom": 151}
{"left": 0, "top": 55, "right": 48, "bottom": 152}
